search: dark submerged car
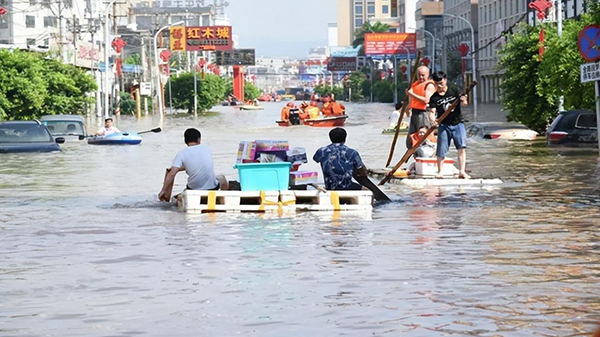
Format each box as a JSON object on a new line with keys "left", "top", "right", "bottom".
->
{"left": 0, "top": 121, "right": 65, "bottom": 153}
{"left": 546, "top": 109, "right": 598, "bottom": 146}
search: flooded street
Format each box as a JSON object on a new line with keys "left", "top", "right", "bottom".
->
{"left": 1, "top": 103, "right": 599, "bottom": 336}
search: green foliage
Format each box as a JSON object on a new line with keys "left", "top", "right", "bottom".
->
{"left": 119, "top": 92, "right": 137, "bottom": 115}
{"left": 352, "top": 21, "right": 391, "bottom": 56}
{"left": 499, "top": 2, "right": 600, "bottom": 133}
{"left": 225, "top": 79, "right": 261, "bottom": 101}
{"left": 348, "top": 71, "right": 366, "bottom": 101}
{"left": 123, "top": 53, "right": 142, "bottom": 65}
{"left": 446, "top": 51, "right": 463, "bottom": 84}
{"left": 0, "top": 50, "right": 97, "bottom": 121}
{"left": 313, "top": 84, "right": 343, "bottom": 100}
{"left": 372, "top": 80, "right": 394, "bottom": 103}
{"left": 167, "top": 73, "right": 227, "bottom": 113}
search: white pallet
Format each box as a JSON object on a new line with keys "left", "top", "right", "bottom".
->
{"left": 179, "top": 190, "right": 280, "bottom": 213}
{"left": 280, "top": 190, "right": 373, "bottom": 212}
{"left": 399, "top": 178, "right": 503, "bottom": 187}
{"left": 177, "top": 190, "right": 373, "bottom": 213}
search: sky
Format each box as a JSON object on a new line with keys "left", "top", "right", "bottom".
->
{"left": 225, "top": 0, "right": 337, "bottom": 58}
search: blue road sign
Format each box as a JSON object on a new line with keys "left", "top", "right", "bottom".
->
{"left": 578, "top": 25, "right": 600, "bottom": 62}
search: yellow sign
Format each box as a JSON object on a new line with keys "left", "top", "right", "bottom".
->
{"left": 169, "top": 26, "right": 186, "bottom": 52}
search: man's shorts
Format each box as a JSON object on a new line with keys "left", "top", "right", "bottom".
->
{"left": 436, "top": 123, "right": 467, "bottom": 158}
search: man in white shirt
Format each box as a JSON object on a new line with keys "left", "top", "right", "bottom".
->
{"left": 95, "top": 118, "right": 121, "bottom": 136}
{"left": 158, "top": 128, "right": 227, "bottom": 202}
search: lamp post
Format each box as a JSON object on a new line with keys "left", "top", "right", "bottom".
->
{"left": 154, "top": 21, "right": 184, "bottom": 117}
{"left": 441, "top": 13, "right": 477, "bottom": 121}
{"left": 412, "top": 27, "right": 435, "bottom": 71}
{"left": 103, "top": 0, "right": 117, "bottom": 119}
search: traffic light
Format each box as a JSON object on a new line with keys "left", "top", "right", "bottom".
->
{"left": 356, "top": 56, "right": 366, "bottom": 70}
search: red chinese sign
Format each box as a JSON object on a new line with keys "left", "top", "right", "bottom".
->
{"left": 170, "top": 25, "right": 232, "bottom": 51}
{"left": 364, "top": 33, "right": 416, "bottom": 55}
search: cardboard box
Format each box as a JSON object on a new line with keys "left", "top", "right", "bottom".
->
{"left": 290, "top": 171, "right": 319, "bottom": 185}
{"left": 236, "top": 141, "right": 257, "bottom": 163}
{"left": 415, "top": 157, "right": 456, "bottom": 176}
{"left": 255, "top": 140, "right": 289, "bottom": 152}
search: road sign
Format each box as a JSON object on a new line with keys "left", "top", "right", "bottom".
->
{"left": 140, "top": 82, "right": 151, "bottom": 96}
{"left": 327, "top": 57, "right": 356, "bottom": 72}
{"left": 356, "top": 56, "right": 366, "bottom": 69}
{"left": 580, "top": 62, "right": 600, "bottom": 83}
{"left": 215, "top": 49, "right": 255, "bottom": 66}
{"left": 578, "top": 25, "right": 600, "bottom": 62}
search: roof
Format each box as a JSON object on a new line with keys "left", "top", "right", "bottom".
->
{"left": 40, "top": 115, "right": 85, "bottom": 122}
{"left": 0, "top": 121, "right": 41, "bottom": 125}
{"left": 561, "top": 109, "right": 594, "bottom": 115}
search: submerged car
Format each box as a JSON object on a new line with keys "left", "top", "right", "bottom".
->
{"left": 466, "top": 122, "right": 538, "bottom": 140}
{"left": 0, "top": 121, "right": 64, "bottom": 153}
{"left": 546, "top": 109, "right": 598, "bottom": 146}
{"left": 40, "top": 115, "right": 87, "bottom": 141}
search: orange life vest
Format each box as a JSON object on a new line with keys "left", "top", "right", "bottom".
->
{"left": 409, "top": 131, "right": 437, "bottom": 148}
{"left": 332, "top": 102, "right": 344, "bottom": 116}
{"left": 409, "top": 80, "right": 434, "bottom": 110}
{"left": 280, "top": 106, "right": 291, "bottom": 121}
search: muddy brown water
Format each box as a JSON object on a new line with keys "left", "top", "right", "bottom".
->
{"left": 1, "top": 102, "right": 599, "bottom": 336}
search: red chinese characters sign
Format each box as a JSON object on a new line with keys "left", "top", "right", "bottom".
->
{"left": 364, "top": 33, "right": 417, "bottom": 55}
{"left": 187, "top": 26, "right": 232, "bottom": 51}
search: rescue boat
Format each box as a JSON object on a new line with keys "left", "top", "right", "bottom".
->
{"left": 276, "top": 115, "right": 348, "bottom": 128}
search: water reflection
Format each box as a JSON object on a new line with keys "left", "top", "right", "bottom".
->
{"left": 1, "top": 103, "right": 599, "bottom": 336}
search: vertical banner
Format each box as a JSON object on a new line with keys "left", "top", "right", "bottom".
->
{"left": 170, "top": 26, "right": 186, "bottom": 52}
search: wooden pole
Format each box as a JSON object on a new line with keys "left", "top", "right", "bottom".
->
{"left": 379, "top": 81, "right": 477, "bottom": 186}
{"left": 385, "top": 51, "right": 422, "bottom": 167}
{"left": 136, "top": 88, "right": 141, "bottom": 119}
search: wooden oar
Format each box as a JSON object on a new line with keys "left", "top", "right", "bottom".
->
{"left": 138, "top": 127, "right": 162, "bottom": 135}
{"left": 354, "top": 174, "right": 391, "bottom": 202}
{"left": 385, "top": 51, "right": 422, "bottom": 167}
{"left": 379, "top": 81, "right": 478, "bottom": 186}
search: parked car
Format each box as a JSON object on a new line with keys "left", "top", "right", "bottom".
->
{"left": 465, "top": 122, "right": 538, "bottom": 140}
{"left": 546, "top": 109, "right": 597, "bottom": 146}
{"left": 40, "top": 115, "right": 87, "bottom": 141}
{"left": 0, "top": 121, "right": 64, "bottom": 153}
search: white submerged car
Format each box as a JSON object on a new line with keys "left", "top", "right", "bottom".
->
{"left": 40, "top": 115, "right": 87, "bottom": 141}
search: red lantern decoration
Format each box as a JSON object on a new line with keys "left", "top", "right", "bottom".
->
{"left": 528, "top": 0, "right": 552, "bottom": 60}
{"left": 400, "top": 65, "right": 407, "bottom": 74}
{"left": 159, "top": 50, "right": 171, "bottom": 62}
{"left": 422, "top": 57, "right": 430, "bottom": 67}
{"left": 0, "top": 7, "right": 7, "bottom": 16}
{"left": 457, "top": 43, "right": 469, "bottom": 57}
{"left": 111, "top": 37, "right": 126, "bottom": 53}
{"left": 115, "top": 58, "right": 122, "bottom": 77}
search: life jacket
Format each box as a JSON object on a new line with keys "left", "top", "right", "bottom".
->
{"left": 280, "top": 106, "right": 291, "bottom": 121}
{"left": 298, "top": 109, "right": 309, "bottom": 120}
{"left": 409, "top": 131, "right": 437, "bottom": 148}
{"left": 409, "top": 80, "right": 435, "bottom": 110}
{"left": 332, "top": 102, "right": 344, "bottom": 116}
{"left": 321, "top": 102, "right": 334, "bottom": 116}
{"left": 305, "top": 106, "right": 320, "bottom": 119}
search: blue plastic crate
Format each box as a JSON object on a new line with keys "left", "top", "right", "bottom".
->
{"left": 234, "top": 162, "right": 292, "bottom": 191}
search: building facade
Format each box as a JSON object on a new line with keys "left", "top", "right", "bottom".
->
{"left": 415, "top": 0, "right": 443, "bottom": 71}
{"left": 337, "top": 0, "right": 401, "bottom": 47}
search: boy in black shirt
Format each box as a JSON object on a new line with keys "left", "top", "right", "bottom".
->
{"left": 427, "top": 71, "right": 470, "bottom": 179}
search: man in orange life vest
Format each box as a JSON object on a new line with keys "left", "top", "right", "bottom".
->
{"left": 321, "top": 96, "right": 345, "bottom": 117}
{"left": 280, "top": 102, "right": 294, "bottom": 122}
{"left": 406, "top": 66, "right": 436, "bottom": 148}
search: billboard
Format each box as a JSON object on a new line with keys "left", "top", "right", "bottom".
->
{"left": 327, "top": 57, "right": 357, "bottom": 72}
{"left": 215, "top": 49, "right": 256, "bottom": 66}
{"left": 329, "top": 46, "right": 360, "bottom": 57}
{"left": 170, "top": 25, "right": 233, "bottom": 52}
{"left": 364, "top": 33, "right": 416, "bottom": 55}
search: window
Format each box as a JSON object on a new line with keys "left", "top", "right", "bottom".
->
{"left": 367, "top": 4, "right": 375, "bottom": 14}
{"left": 355, "top": 18, "right": 363, "bottom": 27}
{"left": 0, "top": 39, "right": 9, "bottom": 44}
{"left": 43, "top": 38, "right": 49, "bottom": 46}
{"left": 26, "top": 16, "right": 35, "bottom": 28}
{"left": 44, "top": 16, "right": 57, "bottom": 27}
{"left": 63, "top": 0, "right": 72, "bottom": 7}
{"left": 30, "top": 0, "right": 37, "bottom": 5}
{"left": 382, "top": 5, "right": 389, "bottom": 14}
{"left": 0, "top": 17, "right": 8, "bottom": 29}
{"left": 576, "top": 114, "right": 597, "bottom": 129}
{"left": 27, "top": 38, "right": 36, "bottom": 46}
{"left": 355, "top": 5, "right": 363, "bottom": 14}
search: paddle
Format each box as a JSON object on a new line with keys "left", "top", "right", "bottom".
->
{"left": 379, "top": 81, "right": 478, "bottom": 186}
{"left": 385, "top": 51, "right": 422, "bottom": 167}
{"left": 138, "top": 127, "right": 162, "bottom": 135}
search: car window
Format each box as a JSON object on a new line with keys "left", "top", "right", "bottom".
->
{"left": 575, "top": 114, "right": 597, "bottom": 129}
{"left": 43, "top": 121, "right": 85, "bottom": 135}
{"left": 0, "top": 125, "right": 53, "bottom": 143}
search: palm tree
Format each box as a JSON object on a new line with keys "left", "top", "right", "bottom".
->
{"left": 352, "top": 21, "right": 391, "bottom": 56}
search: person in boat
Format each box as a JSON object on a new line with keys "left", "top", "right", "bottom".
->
{"left": 313, "top": 127, "right": 367, "bottom": 191}
{"left": 280, "top": 102, "right": 294, "bottom": 122}
{"left": 298, "top": 102, "right": 310, "bottom": 121}
{"left": 428, "top": 71, "right": 470, "bottom": 179}
{"left": 406, "top": 66, "right": 436, "bottom": 148}
{"left": 95, "top": 118, "right": 121, "bottom": 136}
{"left": 305, "top": 101, "right": 321, "bottom": 120}
{"left": 321, "top": 96, "right": 345, "bottom": 117}
{"left": 158, "top": 128, "right": 228, "bottom": 202}
{"left": 389, "top": 103, "right": 403, "bottom": 129}
{"left": 410, "top": 126, "right": 437, "bottom": 158}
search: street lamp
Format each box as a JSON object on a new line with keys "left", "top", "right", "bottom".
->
{"left": 411, "top": 27, "right": 435, "bottom": 72}
{"left": 441, "top": 13, "right": 477, "bottom": 121}
{"left": 103, "top": 0, "right": 117, "bottom": 119}
{"left": 154, "top": 21, "right": 184, "bottom": 116}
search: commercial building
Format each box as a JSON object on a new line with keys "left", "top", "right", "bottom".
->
{"left": 415, "top": 0, "right": 443, "bottom": 71}
{"left": 337, "top": 0, "right": 402, "bottom": 47}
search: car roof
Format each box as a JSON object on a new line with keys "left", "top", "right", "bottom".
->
{"left": 0, "top": 121, "right": 43, "bottom": 126}
{"left": 40, "top": 115, "right": 85, "bottom": 122}
{"left": 561, "top": 109, "right": 593, "bottom": 116}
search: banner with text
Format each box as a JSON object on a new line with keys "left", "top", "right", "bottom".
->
{"left": 327, "top": 57, "right": 357, "bottom": 72}
{"left": 170, "top": 25, "right": 233, "bottom": 52}
{"left": 364, "top": 33, "right": 417, "bottom": 56}
{"left": 215, "top": 49, "right": 256, "bottom": 66}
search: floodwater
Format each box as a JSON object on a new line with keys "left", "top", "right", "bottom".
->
{"left": 1, "top": 102, "right": 599, "bottom": 336}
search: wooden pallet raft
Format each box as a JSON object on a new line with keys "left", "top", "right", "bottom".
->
{"left": 178, "top": 190, "right": 280, "bottom": 213}
{"left": 279, "top": 190, "right": 373, "bottom": 212}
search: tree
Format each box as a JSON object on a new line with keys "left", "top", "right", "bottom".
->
{"left": 313, "top": 84, "right": 343, "bottom": 99}
{"left": 168, "top": 73, "right": 227, "bottom": 113}
{"left": 352, "top": 21, "right": 391, "bottom": 56}
{"left": 499, "top": 2, "right": 600, "bottom": 133}
{"left": 124, "top": 54, "right": 142, "bottom": 65}
{"left": 225, "top": 79, "right": 261, "bottom": 101}
{"left": 348, "top": 71, "right": 366, "bottom": 102}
